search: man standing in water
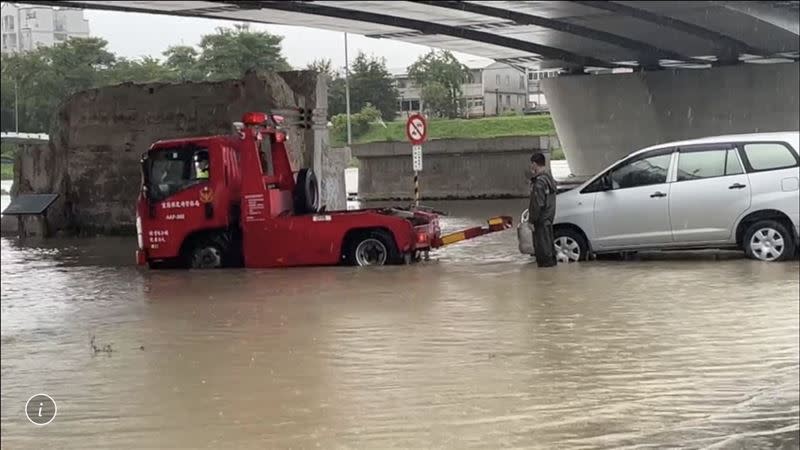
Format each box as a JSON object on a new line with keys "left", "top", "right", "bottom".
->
{"left": 528, "top": 152, "right": 558, "bottom": 267}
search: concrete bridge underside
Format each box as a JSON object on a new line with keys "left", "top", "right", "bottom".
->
{"left": 17, "top": 0, "right": 800, "bottom": 177}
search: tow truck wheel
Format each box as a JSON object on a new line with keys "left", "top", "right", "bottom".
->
{"left": 188, "top": 237, "right": 228, "bottom": 269}
{"left": 345, "top": 230, "right": 399, "bottom": 267}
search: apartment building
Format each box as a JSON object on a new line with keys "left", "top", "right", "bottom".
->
{"left": 1, "top": 2, "right": 89, "bottom": 54}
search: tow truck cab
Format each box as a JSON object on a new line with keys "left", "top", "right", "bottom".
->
{"left": 136, "top": 112, "right": 444, "bottom": 269}
{"left": 136, "top": 135, "right": 242, "bottom": 266}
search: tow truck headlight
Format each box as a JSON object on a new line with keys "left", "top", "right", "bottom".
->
{"left": 136, "top": 215, "right": 143, "bottom": 249}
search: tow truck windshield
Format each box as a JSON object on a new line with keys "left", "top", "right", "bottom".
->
{"left": 145, "top": 147, "right": 209, "bottom": 201}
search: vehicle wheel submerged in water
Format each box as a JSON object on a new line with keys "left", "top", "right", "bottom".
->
{"left": 743, "top": 220, "right": 796, "bottom": 262}
{"left": 345, "top": 230, "right": 400, "bottom": 267}
{"left": 188, "top": 235, "right": 232, "bottom": 269}
{"left": 553, "top": 228, "right": 588, "bottom": 263}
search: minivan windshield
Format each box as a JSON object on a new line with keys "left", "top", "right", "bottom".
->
{"left": 145, "top": 146, "right": 209, "bottom": 201}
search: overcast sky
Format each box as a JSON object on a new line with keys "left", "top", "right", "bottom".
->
{"left": 84, "top": 10, "right": 492, "bottom": 72}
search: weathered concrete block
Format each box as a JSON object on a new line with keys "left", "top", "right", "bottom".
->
{"left": 55, "top": 71, "right": 301, "bottom": 234}
{"left": 0, "top": 216, "right": 18, "bottom": 235}
{"left": 8, "top": 70, "right": 339, "bottom": 236}
{"left": 1, "top": 143, "right": 69, "bottom": 235}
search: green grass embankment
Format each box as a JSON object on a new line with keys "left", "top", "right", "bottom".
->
{"left": 1, "top": 163, "right": 12, "bottom": 181}
{"left": 332, "top": 114, "right": 557, "bottom": 147}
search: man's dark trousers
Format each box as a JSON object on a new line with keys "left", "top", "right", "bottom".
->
{"left": 533, "top": 219, "right": 557, "bottom": 267}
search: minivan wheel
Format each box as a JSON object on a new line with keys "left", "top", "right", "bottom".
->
{"left": 744, "top": 220, "right": 795, "bottom": 262}
{"left": 553, "top": 228, "right": 588, "bottom": 263}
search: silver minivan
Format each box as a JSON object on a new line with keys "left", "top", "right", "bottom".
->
{"left": 524, "top": 132, "right": 800, "bottom": 262}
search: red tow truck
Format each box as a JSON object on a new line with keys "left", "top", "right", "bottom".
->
{"left": 135, "top": 111, "right": 512, "bottom": 269}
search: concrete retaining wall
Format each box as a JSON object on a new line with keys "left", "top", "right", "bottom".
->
{"left": 543, "top": 62, "right": 800, "bottom": 177}
{"left": 351, "top": 136, "right": 558, "bottom": 200}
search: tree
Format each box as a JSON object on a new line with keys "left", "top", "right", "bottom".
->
{"left": 331, "top": 103, "right": 381, "bottom": 143}
{"left": 327, "top": 76, "right": 348, "bottom": 118}
{"left": 419, "top": 82, "right": 451, "bottom": 118}
{"left": 408, "top": 50, "right": 470, "bottom": 118}
{"left": 0, "top": 27, "right": 296, "bottom": 133}
{"left": 198, "top": 24, "right": 291, "bottom": 80}
{"left": 163, "top": 45, "right": 203, "bottom": 81}
{"left": 106, "top": 56, "right": 175, "bottom": 84}
{"left": 349, "top": 52, "right": 398, "bottom": 121}
{"left": 306, "top": 58, "right": 347, "bottom": 118}
{"left": 0, "top": 37, "right": 116, "bottom": 132}
{"left": 306, "top": 58, "right": 334, "bottom": 78}
{"left": 46, "top": 37, "right": 116, "bottom": 94}
{"left": 0, "top": 59, "right": 18, "bottom": 131}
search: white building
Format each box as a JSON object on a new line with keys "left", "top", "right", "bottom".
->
{"left": 1, "top": 2, "right": 89, "bottom": 54}
{"left": 526, "top": 69, "right": 561, "bottom": 110}
{"left": 392, "top": 60, "right": 529, "bottom": 118}
{"left": 482, "top": 62, "right": 528, "bottom": 116}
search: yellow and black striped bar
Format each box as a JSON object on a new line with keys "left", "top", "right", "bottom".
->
{"left": 433, "top": 216, "right": 513, "bottom": 247}
{"left": 414, "top": 172, "right": 419, "bottom": 206}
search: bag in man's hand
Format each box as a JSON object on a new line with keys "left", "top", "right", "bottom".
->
{"left": 517, "top": 222, "right": 535, "bottom": 255}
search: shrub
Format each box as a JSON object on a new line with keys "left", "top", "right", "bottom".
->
{"left": 330, "top": 103, "right": 383, "bottom": 144}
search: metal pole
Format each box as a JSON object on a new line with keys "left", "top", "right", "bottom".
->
{"left": 344, "top": 32, "right": 352, "bottom": 146}
{"left": 14, "top": 79, "right": 19, "bottom": 132}
{"left": 524, "top": 67, "right": 530, "bottom": 110}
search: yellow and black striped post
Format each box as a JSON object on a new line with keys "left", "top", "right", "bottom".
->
{"left": 414, "top": 171, "right": 420, "bottom": 206}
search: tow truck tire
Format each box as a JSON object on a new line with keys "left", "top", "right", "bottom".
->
{"left": 294, "top": 168, "right": 320, "bottom": 215}
{"left": 345, "top": 230, "right": 400, "bottom": 267}
{"left": 188, "top": 235, "right": 230, "bottom": 269}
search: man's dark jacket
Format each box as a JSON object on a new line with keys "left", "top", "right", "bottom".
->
{"left": 528, "top": 171, "right": 557, "bottom": 225}
{"left": 528, "top": 170, "right": 558, "bottom": 267}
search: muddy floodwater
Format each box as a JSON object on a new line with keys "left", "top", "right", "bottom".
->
{"left": 1, "top": 199, "right": 798, "bottom": 449}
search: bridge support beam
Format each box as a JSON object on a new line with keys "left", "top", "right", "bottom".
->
{"left": 543, "top": 62, "right": 800, "bottom": 177}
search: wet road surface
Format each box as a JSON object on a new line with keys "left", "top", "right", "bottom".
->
{"left": 1, "top": 199, "right": 798, "bottom": 449}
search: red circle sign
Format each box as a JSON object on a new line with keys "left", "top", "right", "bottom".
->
{"left": 405, "top": 113, "right": 428, "bottom": 145}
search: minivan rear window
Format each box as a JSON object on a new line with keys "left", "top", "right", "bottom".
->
{"left": 742, "top": 143, "right": 798, "bottom": 171}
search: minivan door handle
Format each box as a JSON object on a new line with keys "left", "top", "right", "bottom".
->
{"left": 729, "top": 183, "right": 747, "bottom": 189}
{"left": 650, "top": 191, "right": 667, "bottom": 198}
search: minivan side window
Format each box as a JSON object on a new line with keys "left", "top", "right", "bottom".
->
{"left": 610, "top": 153, "right": 672, "bottom": 190}
{"left": 725, "top": 149, "right": 744, "bottom": 175}
{"left": 741, "top": 143, "right": 798, "bottom": 171}
{"left": 676, "top": 149, "right": 726, "bottom": 181}
{"left": 675, "top": 147, "right": 744, "bottom": 181}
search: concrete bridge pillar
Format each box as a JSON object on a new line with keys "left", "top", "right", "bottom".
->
{"left": 543, "top": 62, "right": 800, "bottom": 177}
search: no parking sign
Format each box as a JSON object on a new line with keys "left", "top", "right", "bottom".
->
{"left": 405, "top": 113, "right": 427, "bottom": 146}
{"left": 406, "top": 114, "right": 428, "bottom": 205}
